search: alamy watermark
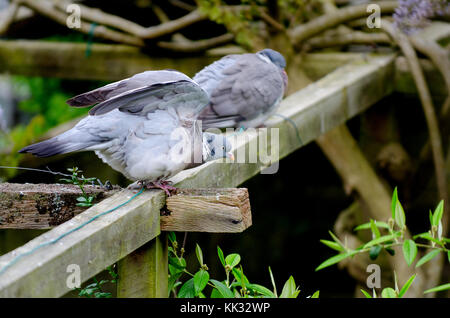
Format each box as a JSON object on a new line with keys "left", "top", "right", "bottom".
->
{"left": 66, "top": 4, "right": 81, "bottom": 29}
{"left": 66, "top": 264, "right": 81, "bottom": 289}
{"left": 366, "top": 4, "right": 381, "bottom": 29}
{"left": 366, "top": 264, "right": 381, "bottom": 289}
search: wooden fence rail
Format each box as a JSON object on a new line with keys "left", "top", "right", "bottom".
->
{"left": 0, "top": 54, "right": 396, "bottom": 297}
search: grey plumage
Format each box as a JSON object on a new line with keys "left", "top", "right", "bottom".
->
{"left": 20, "top": 70, "right": 232, "bottom": 183}
{"left": 194, "top": 48, "right": 288, "bottom": 129}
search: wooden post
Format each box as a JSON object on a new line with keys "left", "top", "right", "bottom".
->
{"left": 117, "top": 234, "right": 168, "bottom": 298}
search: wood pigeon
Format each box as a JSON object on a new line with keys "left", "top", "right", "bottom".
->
{"left": 194, "top": 48, "right": 288, "bottom": 129}
{"left": 19, "top": 70, "right": 233, "bottom": 195}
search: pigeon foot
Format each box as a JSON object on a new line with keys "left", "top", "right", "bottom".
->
{"left": 145, "top": 180, "right": 177, "bottom": 196}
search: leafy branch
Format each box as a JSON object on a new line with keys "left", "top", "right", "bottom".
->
{"left": 76, "top": 265, "right": 117, "bottom": 298}
{"left": 167, "top": 232, "right": 318, "bottom": 298}
{"left": 317, "top": 187, "right": 450, "bottom": 297}
{"left": 60, "top": 167, "right": 97, "bottom": 207}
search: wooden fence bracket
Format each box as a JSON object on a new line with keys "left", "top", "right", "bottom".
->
{"left": 0, "top": 183, "right": 252, "bottom": 233}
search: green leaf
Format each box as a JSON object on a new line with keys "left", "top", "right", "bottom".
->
{"left": 217, "top": 246, "right": 226, "bottom": 267}
{"left": 432, "top": 200, "right": 444, "bottom": 227}
{"left": 413, "top": 232, "right": 444, "bottom": 246}
{"left": 178, "top": 278, "right": 195, "bottom": 298}
{"left": 385, "top": 247, "right": 396, "bottom": 256}
{"left": 424, "top": 283, "right": 450, "bottom": 294}
{"left": 210, "top": 279, "right": 235, "bottom": 298}
{"left": 310, "top": 290, "right": 320, "bottom": 298}
{"left": 225, "top": 254, "right": 241, "bottom": 269}
{"left": 280, "top": 276, "right": 300, "bottom": 298}
{"left": 394, "top": 200, "right": 406, "bottom": 229}
{"left": 195, "top": 244, "right": 204, "bottom": 266}
{"left": 232, "top": 268, "right": 249, "bottom": 287}
{"left": 193, "top": 269, "right": 209, "bottom": 296}
{"left": 370, "top": 219, "right": 381, "bottom": 239}
{"left": 381, "top": 287, "right": 397, "bottom": 298}
{"left": 168, "top": 232, "right": 176, "bottom": 243}
{"left": 210, "top": 288, "right": 223, "bottom": 298}
{"left": 168, "top": 272, "right": 183, "bottom": 296}
{"left": 268, "top": 266, "right": 277, "bottom": 297}
{"left": 168, "top": 257, "right": 186, "bottom": 271}
{"left": 369, "top": 245, "right": 382, "bottom": 260}
{"left": 391, "top": 187, "right": 398, "bottom": 219}
{"left": 363, "top": 233, "right": 400, "bottom": 248}
{"left": 402, "top": 240, "right": 417, "bottom": 266}
{"left": 354, "top": 221, "right": 390, "bottom": 232}
{"left": 320, "top": 240, "right": 345, "bottom": 252}
{"left": 398, "top": 274, "right": 416, "bottom": 298}
{"left": 360, "top": 289, "right": 372, "bottom": 298}
{"left": 448, "top": 250, "right": 450, "bottom": 263}
{"left": 416, "top": 249, "right": 440, "bottom": 268}
{"left": 76, "top": 202, "right": 93, "bottom": 207}
{"left": 328, "top": 231, "right": 344, "bottom": 246}
{"left": 248, "top": 284, "right": 275, "bottom": 298}
{"left": 315, "top": 252, "right": 354, "bottom": 271}
{"left": 76, "top": 197, "right": 87, "bottom": 202}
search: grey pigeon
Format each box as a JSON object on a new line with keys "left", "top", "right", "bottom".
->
{"left": 194, "top": 48, "right": 288, "bottom": 129}
{"left": 19, "top": 70, "right": 233, "bottom": 195}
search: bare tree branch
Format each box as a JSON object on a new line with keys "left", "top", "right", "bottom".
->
{"left": 19, "top": 0, "right": 145, "bottom": 46}
{"left": 381, "top": 20, "right": 449, "bottom": 296}
{"left": 157, "top": 33, "right": 234, "bottom": 53}
{"left": 289, "top": 1, "right": 398, "bottom": 45}
{"left": 53, "top": 1, "right": 207, "bottom": 40}
{"left": 409, "top": 37, "right": 450, "bottom": 96}
{"left": 259, "top": 9, "right": 285, "bottom": 32}
{"left": 169, "top": 0, "right": 196, "bottom": 12}
{"left": 151, "top": 4, "right": 190, "bottom": 43}
{"left": 0, "top": 0, "right": 20, "bottom": 35}
{"left": 304, "top": 31, "right": 391, "bottom": 51}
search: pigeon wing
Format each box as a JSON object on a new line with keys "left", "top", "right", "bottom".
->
{"left": 66, "top": 70, "right": 191, "bottom": 107}
{"left": 198, "top": 54, "right": 284, "bottom": 127}
{"left": 88, "top": 79, "right": 210, "bottom": 120}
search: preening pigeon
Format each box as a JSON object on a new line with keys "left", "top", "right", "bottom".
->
{"left": 19, "top": 70, "right": 233, "bottom": 195}
{"left": 194, "top": 48, "right": 288, "bottom": 129}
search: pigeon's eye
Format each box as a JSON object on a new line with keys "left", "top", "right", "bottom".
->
{"left": 221, "top": 146, "right": 225, "bottom": 150}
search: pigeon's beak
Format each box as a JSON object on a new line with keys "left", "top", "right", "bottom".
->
{"left": 226, "top": 152, "right": 235, "bottom": 161}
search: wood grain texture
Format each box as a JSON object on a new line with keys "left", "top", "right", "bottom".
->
{"left": 117, "top": 235, "right": 168, "bottom": 298}
{"left": 0, "top": 183, "right": 119, "bottom": 229}
{"left": 162, "top": 188, "right": 251, "bottom": 233}
{"left": 0, "top": 189, "right": 164, "bottom": 297}
{"left": 0, "top": 185, "right": 251, "bottom": 233}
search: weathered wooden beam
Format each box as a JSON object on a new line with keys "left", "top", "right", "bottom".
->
{"left": 163, "top": 188, "right": 251, "bottom": 233}
{"left": 0, "top": 189, "right": 164, "bottom": 297}
{"left": 0, "top": 185, "right": 251, "bottom": 232}
{"left": 0, "top": 183, "right": 119, "bottom": 229}
{"left": 0, "top": 54, "right": 395, "bottom": 297}
{"left": 0, "top": 40, "right": 217, "bottom": 80}
{"left": 301, "top": 52, "right": 364, "bottom": 80}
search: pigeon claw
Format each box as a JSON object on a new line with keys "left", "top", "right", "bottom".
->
{"left": 145, "top": 181, "right": 177, "bottom": 197}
